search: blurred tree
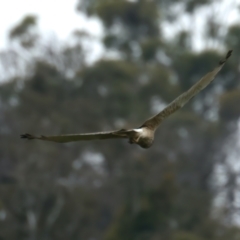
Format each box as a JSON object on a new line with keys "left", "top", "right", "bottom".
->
{"left": 9, "top": 15, "right": 39, "bottom": 48}
{"left": 0, "top": 0, "right": 239, "bottom": 240}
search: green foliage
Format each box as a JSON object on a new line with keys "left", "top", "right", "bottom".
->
{"left": 8, "top": 15, "right": 38, "bottom": 48}
{"left": 172, "top": 231, "right": 204, "bottom": 240}
{"left": 219, "top": 89, "right": 240, "bottom": 121}
{"left": 173, "top": 50, "right": 234, "bottom": 93}
{"left": 9, "top": 15, "right": 37, "bottom": 39}
{"left": 225, "top": 25, "right": 240, "bottom": 56}
{"left": 80, "top": 0, "right": 160, "bottom": 59}
{"left": 95, "top": 0, "right": 159, "bottom": 35}
{"left": 184, "top": 0, "right": 210, "bottom": 13}
{"left": 174, "top": 31, "right": 191, "bottom": 51}
{"left": 105, "top": 173, "right": 177, "bottom": 240}
{"left": 140, "top": 38, "right": 163, "bottom": 61}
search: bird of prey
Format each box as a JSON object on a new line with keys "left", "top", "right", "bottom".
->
{"left": 21, "top": 50, "right": 232, "bottom": 149}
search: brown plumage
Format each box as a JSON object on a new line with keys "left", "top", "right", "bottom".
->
{"left": 21, "top": 50, "right": 232, "bottom": 149}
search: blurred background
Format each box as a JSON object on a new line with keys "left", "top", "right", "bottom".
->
{"left": 1, "top": 0, "right": 240, "bottom": 239}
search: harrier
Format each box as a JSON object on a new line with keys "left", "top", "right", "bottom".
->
{"left": 21, "top": 50, "right": 232, "bottom": 148}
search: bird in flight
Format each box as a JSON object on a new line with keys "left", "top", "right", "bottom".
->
{"left": 21, "top": 50, "right": 232, "bottom": 149}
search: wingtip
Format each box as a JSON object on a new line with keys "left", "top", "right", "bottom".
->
{"left": 226, "top": 49, "right": 233, "bottom": 59}
{"left": 20, "top": 133, "right": 35, "bottom": 140}
{"left": 219, "top": 50, "right": 233, "bottom": 65}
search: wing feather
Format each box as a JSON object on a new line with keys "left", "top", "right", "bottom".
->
{"left": 21, "top": 129, "right": 133, "bottom": 143}
{"left": 141, "top": 50, "right": 232, "bottom": 130}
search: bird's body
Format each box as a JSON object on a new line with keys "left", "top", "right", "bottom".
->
{"left": 127, "top": 128, "right": 155, "bottom": 149}
{"left": 21, "top": 50, "right": 232, "bottom": 149}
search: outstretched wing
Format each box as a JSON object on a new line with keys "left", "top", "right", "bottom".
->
{"left": 141, "top": 50, "right": 232, "bottom": 130}
{"left": 21, "top": 129, "right": 134, "bottom": 143}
